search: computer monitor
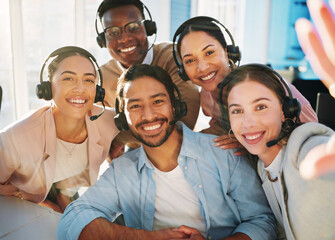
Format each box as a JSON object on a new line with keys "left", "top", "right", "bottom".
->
{"left": 316, "top": 92, "right": 335, "bottom": 130}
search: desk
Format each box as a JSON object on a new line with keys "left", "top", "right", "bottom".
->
{"left": 0, "top": 196, "right": 61, "bottom": 240}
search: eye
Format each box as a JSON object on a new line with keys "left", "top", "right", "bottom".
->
{"left": 129, "top": 104, "right": 140, "bottom": 110}
{"left": 154, "top": 99, "right": 164, "bottom": 104}
{"left": 184, "top": 58, "right": 195, "bottom": 65}
{"left": 206, "top": 50, "right": 214, "bottom": 56}
{"left": 63, "top": 77, "right": 73, "bottom": 81}
{"left": 230, "top": 108, "right": 243, "bottom": 114}
{"left": 256, "top": 104, "right": 267, "bottom": 111}
{"left": 127, "top": 22, "right": 141, "bottom": 33}
{"left": 84, "top": 78, "right": 95, "bottom": 84}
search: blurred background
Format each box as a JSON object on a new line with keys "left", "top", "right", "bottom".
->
{"left": 0, "top": 0, "right": 330, "bottom": 130}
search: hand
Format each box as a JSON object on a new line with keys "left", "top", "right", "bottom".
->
{"left": 171, "top": 225, "right": 206, "bottom": 240}
{"left": 213, "top": 134, "right": 247, "bottom": 156}
{"left": 295, "top": 0, "right": 335, "bottom": 98}
{"left": 0, "top": 182, "right": 22, "bottom": 198}
{"left": 38, "top": 199, "right": 62, "bottom": 213}
{"left": 295, "top": 0, "right": 335, "bottom": 179}
{"left": 300, "top": 134, "right": 335, "bottom": 179}
{"left": 150, "top": 227, "right": 188, "bottom": 239}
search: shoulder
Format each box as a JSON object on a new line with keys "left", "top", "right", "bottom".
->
{"left": 1, "top": 105, "right": 51, "bottom": 135}
{"left": 286, "top": 122, "right": 333, "bottom": 164}
{"left": 89, "top": 105, "right": 118, "bottom": 132}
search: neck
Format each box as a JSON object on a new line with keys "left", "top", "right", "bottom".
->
{"left": 143, "top": 126, "right": 182, "bottom": 172}
{"left": 259, "top": 144, "right": 282, "bottom": 167}
{"left": 210, "top": 87, "right": 221, "bottom": 103}
{"left": 53, "top": 109, "right": 87, "bottom": 143}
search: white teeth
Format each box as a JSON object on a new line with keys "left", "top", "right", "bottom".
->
{"left": 200, "top": 72, "right": 215, "bottom": 81}
{"left": 69, "top": 99, "right": 85, "bottom": 104}
{"left": 120, "top": 46, "right": 136, "bottom": 53}
{"left": 143, "top": 124, "right": 161, "bottom": 131}
{"left": 245, "top": 133, "right": 262, "bottom": 140}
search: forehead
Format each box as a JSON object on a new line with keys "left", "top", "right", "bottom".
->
{"left": 54, "top": 55, "right": 95, "bottom": 73}
{"left": 102, "top": 5, "right": 142, "bottom": 27}
{"left": 228, "top": 80, "right": 279, "bottom": 103}
{"left": 180, "top": 31, "right": 222, "bottom": 53}
{"left": 124, "top": 76, "right": 169, "bottom": 100}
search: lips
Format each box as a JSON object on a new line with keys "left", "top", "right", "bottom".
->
{"left": 67, "top": 98, "right": 88, "bottom": 107}
{"left": 119, "top": 45, "right": 137, "bottom": 53}
{"left": 200, "top": 71, "right": 217, "bottom": 82}
{"left": 242, "top": 131, "right": 264, "bottom": 144}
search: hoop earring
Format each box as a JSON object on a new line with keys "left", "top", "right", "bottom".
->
{"left": 228, "top": 129, "right": 234, "bottom": 140}
{"left": 228, "top": 59, "right": 235, "bottom": 70}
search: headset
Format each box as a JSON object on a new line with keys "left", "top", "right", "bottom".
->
{"left": 95, "top": 0, "right": 157, "bottom": 48}
{"left": 172, "top": 16, "right": 241, "bottom": 81}
{"left": 36, "top": 46, "right": 106, "bottom": 121}
{"left": 218, "top": 63, "right": 301, "bottom": 148}
{"left": 114, "top": 82, "right": 187, "bottom": 131}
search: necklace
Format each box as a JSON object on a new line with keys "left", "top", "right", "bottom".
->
{"left": 57, "top": 139, "right": 77, "bottom": 157}
{"left": 266, "top": 170, "right": 278, "bottom": 182}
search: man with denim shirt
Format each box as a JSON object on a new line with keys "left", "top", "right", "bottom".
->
{"left": 57, "top": 64, "right": 276, "bottom": 240}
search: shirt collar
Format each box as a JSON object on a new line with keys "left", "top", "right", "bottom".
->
{"left": 116, "top": 41, "right": 154, "bottom": 72}
{"left": 136, "top": 122, "right": 199, "bottom": 172}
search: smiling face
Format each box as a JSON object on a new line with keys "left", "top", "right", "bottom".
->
{"left": 123, "top": 76, "right": 175, "bottom": 147}
{"left": 180, "top": 31, "right": 231, "bottom": 92}
{"left": 102, "top": 5, "right": 148, "bottom": 68}
{"left": 51, "top": 55, "right": 97, "bottom": 120}
{"left": 228, "top": 80, "right": 285, "bottom": 164}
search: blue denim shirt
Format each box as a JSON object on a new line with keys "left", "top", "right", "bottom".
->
{"left": 58, "top": 123, "right": 276, "bottom": 240}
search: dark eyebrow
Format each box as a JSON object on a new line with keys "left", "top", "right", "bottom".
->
{"left": 228, "top": 97, "right": 271, "bottom": 109}
{"left": 60, "top": 71, "right": 95, "bottom": 77}
{"left": 182, "top": 44, "right": 214, "bottom": 59}
{"left": 127, "top": 93, "right": 168, "bottom": 104}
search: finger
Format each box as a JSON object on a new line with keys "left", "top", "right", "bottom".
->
{"left": 213, "top": 134, "right": 231, "bottom": 142}
{"left": 307, "top": 0, "right": 335, "bottom": 64}
{"left": 234, "top": 149, "right": 248, "bottom": 156}
{"left": 295, "top": 18, "right": 335, "bottom": 88}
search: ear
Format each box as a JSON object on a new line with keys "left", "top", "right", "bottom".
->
{"left": 281, "top": 106, "right": 285, "bottom": 122}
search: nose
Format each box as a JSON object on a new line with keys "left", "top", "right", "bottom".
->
{"left": 141, "top": 104, "right": 156, "bottom": 121}
{"left": 73, "top": 80, "right": 85, "bottom": 93}
{"left": 242, "top": 111, "right": 257, "bottom": 129}
{"left": 197, "top": 58, "right": 209, "bottom": 72}
{"left": 118, "top": 29, "right": 132, "bottom": 43}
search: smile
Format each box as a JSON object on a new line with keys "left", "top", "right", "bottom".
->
{"left": 200, "top": 71, "right": 216, "bottom": 81}
{"left": 245, "top": 133, "right": 262, "bottom": 140}
{"left": 68, "top": 98, "right": 87, "bottom": 104}
{"left": 120, "top": 46, "right": 136, "bottom": 53}
{"left": 143, "top": 124, "right": 161, "bottom": 131}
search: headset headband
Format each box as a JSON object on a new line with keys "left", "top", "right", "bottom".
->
{"left": 39, "top": 46, "right": 103, "bottom": 87}
{"left": 172, "top": 16, "right": 240, "bottom": 69}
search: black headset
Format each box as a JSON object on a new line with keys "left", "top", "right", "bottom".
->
{"left": 218, "top": 63, "right": 301, "bottom": 147}
{"left": 172, "top": 16, "right": 241, "bottom": 81}
{"left": 114, "top": 82, "right": 187, "bottom": 131}
{"left": 36, "top": 46, "right": 106, "bottom": 120}
{"left": 95, "top": 0, "right": 157, "bottom": 48}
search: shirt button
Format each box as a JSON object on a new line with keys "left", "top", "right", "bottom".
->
{"left": 198, "top": 184, "right": 203, "bottom": 188}
{"left": 184, "top": 166, "right": 188, "bottom": 170}
{"left": 179, "top": 158, "right": 183, "bottom": 161}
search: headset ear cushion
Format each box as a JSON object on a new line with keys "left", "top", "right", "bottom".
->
{"left": 96, "top": 32, "right": 106, "bottom": 48}
{"left": 177, "top": 65, "right": 189, "bottom": 81}
{"left": 36, "top": 81, "right": 52, "bottom": 100}
{"left": 282, "top": 97, "right": 301, "bottom": 119}
{"left": 114, "top": 112, "right": 129, "bottom": 131}
{"left": 144, "top": 20, "right": 157, "bottom": 36}
{"left": 173, "top": 99, "right": 187, "bottom": 121}
{"left": 227, "top": 45, "right": 241, "bottom": 63}
{"left": 94, "top": 85, "right": 105, "bottom": 103}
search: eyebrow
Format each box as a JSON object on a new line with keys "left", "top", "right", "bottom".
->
{"left": 182, "top": 44, "right": 214, "bottom": 59}
{"left": 228, "top": 97, "right": 271, "bottom": 109}
{"left": 60, "top": 71, "right": 95, "bottom": 77}
{"left": 127, "top": 93, "right": 168, "bottom": 104}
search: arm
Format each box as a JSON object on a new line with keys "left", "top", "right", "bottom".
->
{"left": 226, "top": 155, "right": 277, "bottom": 240}
{"left": 173, "top": 225, "right": 250, "bottom": 240}
{"left": 295, "top": 0, "right": 335, "bottom": 178}
{"left": 79, "top": 217, "right": 187, "bottom": 240}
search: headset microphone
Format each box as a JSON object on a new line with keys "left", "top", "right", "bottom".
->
{"left": 140, "top": 34, "right": 157, "bottom": 54}
{"left": 90, "top": 102, "right": 105, "bottom": 121}
{"left": 266, "top": 118, "right": 297, "bottom": 147}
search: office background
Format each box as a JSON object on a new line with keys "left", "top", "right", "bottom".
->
{"left": 0, "top": 0, "right": 326, "bottom": 129}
